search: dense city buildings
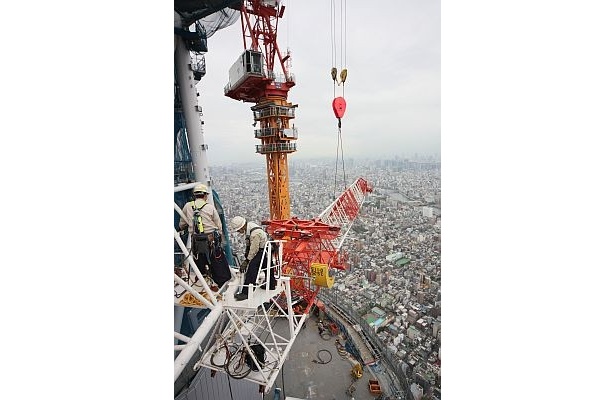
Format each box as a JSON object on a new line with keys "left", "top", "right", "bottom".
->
{"left": 213, "top": 157, "right": 441, "bottom": 399}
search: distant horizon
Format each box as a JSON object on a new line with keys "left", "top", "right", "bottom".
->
{"left": 209, "top": 153, "right": 442, "bottom": 167}
{"left": 199, "top": 1, "right": 440, "bottom": 169}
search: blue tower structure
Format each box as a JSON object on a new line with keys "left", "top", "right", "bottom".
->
{"left": 174, "top": 75, "right": 234, "bottom": 266}
{"left": 174, "top": 3, "right": 240, "bottom": 268}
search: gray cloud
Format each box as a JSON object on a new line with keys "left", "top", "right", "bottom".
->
{"left": 198, "top": 0, "right": 440, "bottom": 165}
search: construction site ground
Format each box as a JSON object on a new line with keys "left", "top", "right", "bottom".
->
{"left": 264, "top": 313, "right": 390, "bottom": 400}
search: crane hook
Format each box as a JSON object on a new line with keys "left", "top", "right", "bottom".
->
{"left": 332, "top": 96, "right": 346, "bottom": 119}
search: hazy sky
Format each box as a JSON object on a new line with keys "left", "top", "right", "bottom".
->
{"left": 195, "top": 0, "right": 440, "bottom": 165}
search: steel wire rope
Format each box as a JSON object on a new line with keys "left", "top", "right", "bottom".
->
{"left": 245, "top": 301, "right": 283, "bottom": 372}
{"left": 333, "top": 124, "right": 347, "bottom": 197}
{"left": 226, "top": 374, "right": 235, "bottom": 400}
{"left": 331, "top": 0, "right": 347, "bottom": 198}
{"left": 210, "top": 334, "right": 240, "bottom": 368}
{"left": 342, "top": 0, "right": 347, "bottom": 97}
{"left": 257, "top": 300, "right": 281, "bottom": 344}
{"left": 198, "top": 313, "right": 228, "bottom": 370}
{"left": 225, "top": 328, "right": 259, "bottom": 380}
{"left": 221, "top": 303, "right": 281, "bottom": 380}
{"left": 312, "top": 349, "right": 332, "bottom": 364}
{"left": 282, "top": 364, "right": 286, "bottom": 398}
{"left": 330, "top": 0, "right": 337, "bottom": 97}
{"left": 225, "top": 344, "right": 252, "bottom": 379}
{"left": 286, "top": 0, "right": 291, "bottom": 58}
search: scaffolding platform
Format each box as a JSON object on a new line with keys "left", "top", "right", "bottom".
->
{"left": 174, "top": 236, "right": 307, "bottom": 392}
{"left": 222, "top": 274, "right": 284, "bottom": 309}
{"left": 194, "top": 277, "right": 307, "bottom": 392}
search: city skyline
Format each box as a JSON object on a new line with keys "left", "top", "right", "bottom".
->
{"left": 209, "top": 153, "right": 442, "bottom": 167}
{"left": 213, "top": 161, "right": 441, "bottom": 398}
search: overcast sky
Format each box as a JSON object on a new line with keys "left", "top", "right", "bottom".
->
{"left": 195, "top": 0, "right": 440, "bottom": 165}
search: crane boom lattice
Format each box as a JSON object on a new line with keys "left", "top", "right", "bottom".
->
{"left": 264, "top": 178, "right": 373, "bottom": 311}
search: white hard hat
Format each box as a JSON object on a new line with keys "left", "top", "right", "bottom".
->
{"left": 193, "top": 183, "right": 210, "bottom": 195}
{"left": 229, "top": 216, "right": 246, "bottom": 232}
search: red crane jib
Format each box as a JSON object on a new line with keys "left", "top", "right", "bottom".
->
{"left": 260, "top": 178, "right": 372, "bottom": 312}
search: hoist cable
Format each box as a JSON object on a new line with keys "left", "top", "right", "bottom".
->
{"left": 333, "top": 129, "right": 339, "bottom": 199}
{"left": 286, "top": 0, "right": 290, "bottom": 49}
{"left": 343, "top": 0, "right": 347, "bottom": 68}
{"left": 338, "top": 126, "right": 347, "bottom": 189}
{"left": 330, "top": 0, "right": 337, "bottom": 97}
{"left": 343, "top": 0, "right": 347, "bottom": 97}
{"left": 227, "top": 374, "right": 235, "bottom": 400}
{"left": 331, "top": 0, "right": 347, "bottom": 197}
{"left": 337, "top": 0, "right": 344, "bottom": 70}
{"left": 282, "top": 364, "right": 286, "bottom": 398}
{"left": 333, "top": 125, "right": 347, "bottom": 197}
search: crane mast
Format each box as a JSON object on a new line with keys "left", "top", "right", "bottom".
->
{"left": 225, "top": 0, "right": 297, "bottom": 220}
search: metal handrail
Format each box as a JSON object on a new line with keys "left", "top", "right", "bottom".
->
{"left": 234, "top": 241, "right": 283, "bottom": 297}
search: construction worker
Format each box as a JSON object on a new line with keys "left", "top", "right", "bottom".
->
{"left": 178, "top": 183, "right": 231, "bottom": 287}
{"left": 317, "top": 320, "right": 325, "bottom": 336}
{"left": 228, "top": 216, "right": 277, "bottom": 301}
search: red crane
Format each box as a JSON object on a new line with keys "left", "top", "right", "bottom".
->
{"left": 225, "top": 0, "right": 296, "bottom": 221}
{"left": 265, "top": 178, "right": 373, "bottom": 312}
{"left": 225, "top": 1, "right": 372, "bottom": 312}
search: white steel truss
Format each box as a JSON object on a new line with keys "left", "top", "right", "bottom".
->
{"left": 195, "top": 274, "right": 307, "bottom": 392}
{"left": 318, "top": 177, "right": 370, "bottom": 251}
{"left": 173, "top": 218, "right": 305, "bottom": 392}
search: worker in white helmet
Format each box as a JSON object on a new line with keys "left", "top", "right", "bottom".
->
{"left": 228, "top": 216, "right": 277, "bottom": 301}
{"left": 178, "top": 183, "right": 230, "bottom": 287}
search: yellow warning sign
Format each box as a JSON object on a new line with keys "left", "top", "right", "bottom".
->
{"left": 310, "top": 263, "right": 334, "bottom": 288}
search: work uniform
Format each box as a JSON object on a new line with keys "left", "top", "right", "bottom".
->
{"left": 179, "top": 198, "right": 230, "bottom": 287}
{"left": 239, "top": 221, "right": 277, "bottom": 295}
{"left": 179, "top": 198, "right": 222, "bottom": 235}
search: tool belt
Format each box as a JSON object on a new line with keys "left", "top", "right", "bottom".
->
{"left": 192, "top": 231, "right": 221, "bottom": 255}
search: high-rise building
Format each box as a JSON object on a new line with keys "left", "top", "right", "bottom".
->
{"left": 422, "top": 206, "right": 433, "bottom": 218}
{"left": 411, "top": 383, "right": 424, "bottom": 400}
{"left": 432, "top": 321, "right": 441, "bottom": 338}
